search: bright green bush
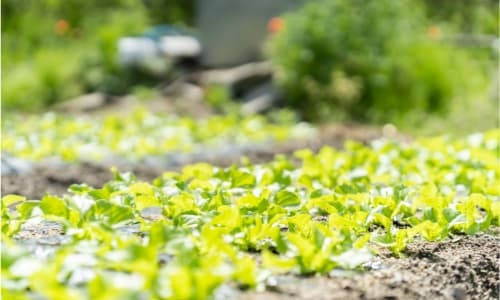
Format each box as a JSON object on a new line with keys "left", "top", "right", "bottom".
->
{"left": 267, "top": 0, "right": 488, "bottom": 122}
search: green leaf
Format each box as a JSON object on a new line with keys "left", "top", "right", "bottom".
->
{"left": 231, "top": 170, "right": 256, "bottom": 188}
{"left": 370, "top": 213, "right": 392, "bottom": 230}
{"left": 135, "top": 195, "right": 160, "bottom": 211}
{"left": 210, "top": 205, "right": 241, "bottom": 232}
{"left": 17, "top": 201, "right": 40, "bottom": 219}
{"left": 2, "top": 220, "right": 23, "bottom": 236}
{"left": 181, "top": 163, "right": 214, "bottom": 180}
{"left": 68, "top": 184, "right": 91, "bottom": 194}
{"left": 391, "top": 229, "right": 411, "bottom": 256}
{"left": 413, "top": 221, "right": 444, "bottom": 241}
{"left": 87, "top": 200, "right": 134, "bottom": 225}
{"left": 40, "top": 195, "right": 68, "bottom": 218}
{"left": 442, "top": 207, "right": 460, "bottom": 223}
{"left": 88, "top": 187, "right": 111, "bottom": 201}
{"left": 235, "top": 194, "right": 261, "bottom": 209}
{"left": 353, "top": 233, "right": 371, "bottom": 249}
{"left": 233, "top": 256, "right": 257, "bottom": 287}
{"left": 287, "top": 232, "right": 316, "bottom": 260}
{"left": 170, "top": 267, "right": 191, "bottom": 300}
{"left": 275, "top": 191, "right": 300, "bottom": 207}
{"left": 262, "top": 251, "right": 297, "bottom": 273}
{"left": 129, "top": 182, "right": 154, "bottom": 195}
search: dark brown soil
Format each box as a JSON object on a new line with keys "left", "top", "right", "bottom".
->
{"left": 238, "top": 233, "right": 499, "bottom": 300}
{"left": 1, "top": 163, "right": 158, "bottom": 199}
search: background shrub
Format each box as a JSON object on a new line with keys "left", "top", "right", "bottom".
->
{"left": 267, "top": 0, "right": 489, "bottom": 123}
{"left": 1, "top": 0, "right": 194, "bottom": 111}
{"left": 422, "top": 0, "right": 498, "bottom": 35}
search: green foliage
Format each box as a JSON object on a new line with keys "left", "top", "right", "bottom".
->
{"left": 267, "top": 0, "right": 489, "bottom": 122}
{"left": 0, "top": 0, "right": 171, "bottom": 111}
{"left": 1, "top": 108, "right": 316, "bottom": 162}
{"left": 2, "top": 51, "right": 85, "bottom": 111}
{"left": 142, "top": 0, "right": 195, "bottom": 26}
{"left": 132, "top": 86, "right": 158, "bottom": 102}
{"left": 204, "top": 85, "right": 240, "bottom": 114}
{"left": 2, "top": 129, "right": 499, "bottom": 298}
{"left": 422, "top": 0, "right": 499, "bottom": 35}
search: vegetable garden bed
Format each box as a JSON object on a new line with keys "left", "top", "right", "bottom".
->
{"left": 2, "top": 125, "right": 498, "bottom": 299}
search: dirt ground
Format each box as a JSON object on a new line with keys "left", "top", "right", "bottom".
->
{"left": 237, "top": 233, "right": 499, "bottom": 300}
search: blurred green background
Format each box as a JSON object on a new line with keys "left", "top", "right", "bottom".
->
{"left": 2, "top": 0, "right": 193, "bottom": 111}
{"left": 268, "top": 0, "right": 498, "bottom": 134}
{"left": 2, "top": 0, "right": 498, "bottom": 134}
